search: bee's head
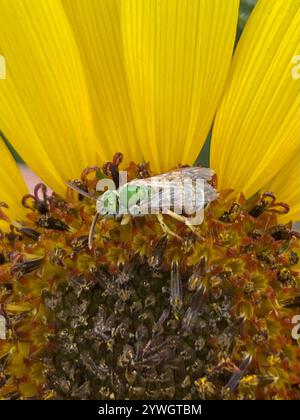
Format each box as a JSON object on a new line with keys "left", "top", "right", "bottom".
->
{"left": 96, "top": 190, "right": 119, "bottom": 218}
{"left": 96, "top": 185, "right": 148, "bottom": 219}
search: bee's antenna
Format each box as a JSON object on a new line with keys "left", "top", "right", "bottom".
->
{"left": 89, "top": 212, "right": 100, "bottom": 249}
{"left": 66, "top": 181, "right": 100, "bottom": 249}
{"left": 66, "top": 181, "right": 97, "bottom": 200}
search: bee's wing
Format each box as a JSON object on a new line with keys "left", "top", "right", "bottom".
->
{"left": 203, "top": 181, "right": 219, "bottom": 204}
{"left": 125, "top": 166, "right": 214, "bottom": 186}
{"left": 127, "top": 170, "right": 217, "bottom": 214}
{"left": 128, "top": 178, "right": 218, "bottom": 214}
{"left": 143, "top": 166, "right": 217, "bottom": 205}
{"left": 157, "top": 166, "right": 215, "bottom": 182}
{"left": 163, "top": 167, "right": 218, "bottom": 205}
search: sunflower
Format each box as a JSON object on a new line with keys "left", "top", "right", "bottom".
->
{"left": 0, "top": 0, "right": 299, "bottom": 400}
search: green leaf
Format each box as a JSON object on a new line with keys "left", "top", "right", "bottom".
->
{"left": 237, "top": 0, "right": 258, "bottom": 40}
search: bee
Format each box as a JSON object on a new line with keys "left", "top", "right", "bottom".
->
{"left": 67, "top": 166, "right": 218, "bottom": 248}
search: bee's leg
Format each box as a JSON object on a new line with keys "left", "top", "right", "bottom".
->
{"left": 165, "top": 210, "right": 198, "bottom": 234}
{"left": 156, "top": 214, "right": 182, "bottom": 241}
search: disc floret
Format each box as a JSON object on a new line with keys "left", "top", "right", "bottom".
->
{"left": 0, "top": 156, "right": 299, "bottom": 400}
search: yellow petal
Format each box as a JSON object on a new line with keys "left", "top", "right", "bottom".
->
{"left": 211, "top": 0, "right": 300, "bottom": 198}
{"left": 121, "top": 0, "right": 239, "bottom": 171}
{"left": 0, "top": 137, "right": 27, "bottom": 223}
{"left": 62, "top": 0, "right": 143, "bottom": 166}
{"left": 0, "top": 0, "right": 98, "bottom": 196}
{"left": 263, "top": 148, "right": 300, "bottom": 223}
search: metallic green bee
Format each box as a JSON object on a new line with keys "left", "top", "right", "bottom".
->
{"left": 67, "top": 166, "right": 218, "bottom": 248}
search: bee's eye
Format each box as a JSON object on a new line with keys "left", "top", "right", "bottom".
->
{"left": 96, "top": 191, "right": 117, "bottom": 216}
